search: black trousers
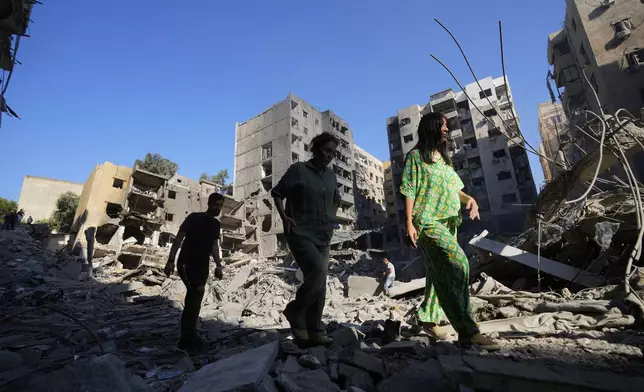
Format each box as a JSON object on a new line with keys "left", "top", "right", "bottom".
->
{"left": 177, "top": 262, "right": 208, "bottom": 341}
{"left": 285, "top": 234, "right": 330, "bottom": 335}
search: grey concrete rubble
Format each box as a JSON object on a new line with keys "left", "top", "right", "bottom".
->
{"left": 2, "top": 200, "right": 644, "bottom": 392}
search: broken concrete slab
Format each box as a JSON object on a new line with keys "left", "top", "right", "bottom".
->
{"left": 339, "top": 349, "right": 385, "bottom": 379}
{"left": 177, "top": 341, "right": 279, "bottom": 392}
{"left": 227, "top": 266, "right": 251, "bottom": 293}
{"left": 387, "top": 278, "right": 425, "bottom": 298}
{"left": 220, "top": 302, "right": 245, "bottom": 322}
{"left": 469, "top": 231, "right": 605, "bottom": 288}
{"left": 380, "top": 341, "right": 422, "bottom": 356}
{"left": 0, "top": 350, "right": 23, "bottom": 371}
{"left": 277, "top": 356, "right": 304, "bottom": 373}
{"left": 348, "top": 276, "right": 382, "bottom": 298}
{"left": 441, "top": 354, "right": 644, "bottom": 392}
{"left": 331, "top": 327, "right": 363, "bottom": 348}
{"left": 105, "top": 282, "right": 145, "bottom": 295}
{"left": 298, "top": 354, "right": 321, "bottom": 370}
{"left": 27, "top": 353, "right": 152, "bottom": 392}
{"left": 306, "top": 346, "right": 328, "bottom": 366}
{"left": 377, "top": 359, "right": 455, "bottom": 392}
{"left": 338, "top": 363, "right": 375, "bottom": 392}
{"left": 287, "top": 370, "right": 341, "bottom": 392}
{"left": 276, "top": 373, "right": 303, "bottom": 392}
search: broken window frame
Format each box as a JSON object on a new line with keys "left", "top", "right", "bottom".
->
{"left": 168, "top": 190, "right": 177, "bottom": 199}
{"left": 112, "top": 178, "right": 125, "bottom": 189}
{"left": 478, "top": 89, "right": 492, "bottom": 99}
{"left": 497, "top": 171, "right": 512, "bottom": 181}
{"left": 403, "top": 134, "right": 414, "bottom": 144}
{"left": 165, "top": 213, "right": 174, "bottom": 222}
{"left": 501, "top": 192, "right": 518, "bottom": 204}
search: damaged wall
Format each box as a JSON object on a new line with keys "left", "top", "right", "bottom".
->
{"left": 17, "top": 176, "right": 84, "bottom": 222}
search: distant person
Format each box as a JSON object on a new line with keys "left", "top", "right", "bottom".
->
{"left": 15, "top": 209, "right": 24, "bottom": 225}
{"left": 401, "top": 112, "right": 499, "bottom": 350}
{"left": 163, "top": 192, "right": 225, "bottom": 350}
{"left": 26, "top": 216, "right": 33, "bottom": 225}
{"left": 3, "top": 212, "right": 13, "bottom": 230}
{"left": 382, "top": 257, "right": 395, "bottom": 295}
{"left": 272, "top": 132, "right": 340, "bottom": 346}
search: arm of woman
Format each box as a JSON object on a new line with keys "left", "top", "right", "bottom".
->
{"left": 459, "top": 191, "right": 480, "bottom": 220}
{"left": 400, "top": 151, "right": 420, "bottom": 248}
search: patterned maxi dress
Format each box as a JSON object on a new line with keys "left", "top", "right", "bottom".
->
{"left": 399, "top": 149, "right": 479, "bottom": 337}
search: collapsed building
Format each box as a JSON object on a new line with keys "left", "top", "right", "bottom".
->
{"left": 63, "top": 162, "right": 257, "bottom": 270}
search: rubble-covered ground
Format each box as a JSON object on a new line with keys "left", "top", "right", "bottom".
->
{"left": 1, "top": 227, "right": 644, "bottom": 391}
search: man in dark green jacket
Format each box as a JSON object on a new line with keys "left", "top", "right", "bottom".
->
{"left": 272, "top": 131, "right": 340, "bottom": 345}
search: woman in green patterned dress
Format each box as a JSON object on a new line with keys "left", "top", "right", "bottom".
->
{"left": 400, "top": 112, "right": 498, "bottom": 349}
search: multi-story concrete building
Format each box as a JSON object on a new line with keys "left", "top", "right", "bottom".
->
{"left": 18, "top": 176, "right": 84, "bottom": 222}
{"left": 353, "top": 144, "right": 386, "bottom": 248}
{"left": 547, "top": 0, "right": 644, "bottom": 180}
{"left": 353, "top": 144, "right": 386, "bottom": 230}
{"left": 386, "top": 77, "right": 537, "bottom": 242}
{"left": 383, "top": 161, "right": 397, "bottom": 221}
{"left": 234, "top": 93, "right": 356, "bottom": 256}
{"left": 537, "top": 101, "right": 571, "bottom": 183}
{"left": 548, "top": 0, "right": 644, "bottom": 121}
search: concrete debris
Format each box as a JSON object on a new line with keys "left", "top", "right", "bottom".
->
{"left": 2, "top": 221, "right": 644, "bottom": 392}
{"left": 470, "top": 230, "right": 605, "bottom": 288}
{"left": 177, "top": 342, "right": 278, "bottom": 392}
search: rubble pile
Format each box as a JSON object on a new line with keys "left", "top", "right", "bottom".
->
{"left": 470, "top": 188, "right": 644, "bottom": 292}
{"left": 2, "top": 227, "right": 644, "bottom": 391}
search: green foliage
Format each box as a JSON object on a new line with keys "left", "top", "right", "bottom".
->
{"left": 200, "top": 169, "right": 229, "bottom": 185}
{"left": 0, "top": 197, "right": 17, "bottom": 219}
{"left": 135, "top": 153, "right": 178, "bottom": 177}
{"left": 50, "top": 192, "right": 79, "bottom": 233}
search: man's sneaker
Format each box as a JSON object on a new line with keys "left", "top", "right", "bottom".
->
{"left": 283, "top": 306, "right": 308, "bottom": 341}
{"left": 308, "top": 333, "right": 333, "bottom": 346}
{"left": 459, "top": 333, "right": 501, "bottom": 351}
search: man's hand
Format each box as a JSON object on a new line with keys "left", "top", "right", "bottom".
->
{"left": 465, "top": 197, "right": 480, "bottom": 220}
{"left": 282, "top": 216, "right": 296, "bottom": 234}
{"left": 164, "top": 261, "right": 175, "bottom": 277}
{"left": 214, "top": 265, "right": 223, "bottom": 280}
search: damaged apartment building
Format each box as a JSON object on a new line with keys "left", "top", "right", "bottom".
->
{"left": 234, "top": 93, "right": 357, "bottom": 256}
{"left": 546, "top": 0, "right": 644, "bottom": 180}
{"left": 386, "top": 77, "right": 537, "bottom": 245}
{"left": 66, "top": 161, "right": 255, "bottom": 268}
{"left": 352, "top": 144, "right": 388, "bottom": 249}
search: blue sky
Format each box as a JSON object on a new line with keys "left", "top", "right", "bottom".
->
{"left": 0, "top": 0, "right": 565, "bottom": 201}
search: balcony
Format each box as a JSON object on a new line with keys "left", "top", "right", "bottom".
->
{"left": 430, "top": 89, "right": 456, "bottom": 105}
{"left": 336, "top": 208, "right": 356, "bottom": 223}
{"left": 449, "top": 129, "right": 463, "bottom": 140}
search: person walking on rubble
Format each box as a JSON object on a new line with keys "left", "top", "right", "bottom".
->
{"left": 401, "top": 112, "right": 499, "bottom": 350}
{"left": 382, "top": 257, "right": 395, "bottom": 295}
{"left": 164, "top": 192, "right": 225, "bottom": 350}
{"left": 272, "top": 131, "right": 340, "bottom": 346}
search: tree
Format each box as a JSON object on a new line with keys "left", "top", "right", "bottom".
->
{"left": 0, "top": 197, "right": 17, "bottom": 218}
{"left": 135, "top": 153, "right": 178, "bottom": 177}
{"left": 50, "top": 192, "right": 80, "bottom": 233}
{"left": 200, "top": 169, "right": 229, "bottom": 185}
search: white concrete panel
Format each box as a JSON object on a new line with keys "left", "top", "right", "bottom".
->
{"left": 274, "top": 118, "right": 289, "bottom": 138}
{"left": 261, "top": 125, "right": 275, "bottom": 144}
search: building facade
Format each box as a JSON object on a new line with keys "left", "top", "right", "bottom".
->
{"left": 353, "top": 144, "right": 386, "bottom": 230}
{"left": 547, "top": 0, "right": 644, "bottom": 180}
{"left": 234, "top": 93, "right": 356, "bottom": 256}
{"left": 537, "top": 101, "right": 571, "bottom": 183}
{"left": 548, "top": 0, "right": 644, "bottom": 122}
{"left": 386, "top": 77, "right": 537, "bottom": 244}
{"left": 18, "top": 176, "right": 84, "bottom": 222}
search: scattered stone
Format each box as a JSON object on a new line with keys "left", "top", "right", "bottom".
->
{"left": 381, "top": 341, "right": 422, "bottom": 356}
{"left": 28, "top": 354, "right": 152, "bottom": 392}
{"left": 338, "top": 363, "right": 375, "bottom": 392}
{"left": 288, "top": 370, "right": 341, "bottom": 392}
{"left": 276, "top": 372, "right": 303, "bottom": 392}
{"left": 278, "top": 356, "right": 304, "bottom": 373}
{"left": 377, "top": 359, "right": 455, "bottom": 392}
{"left": 0, "top": 350, "right": 23, "bottom": 371}
{"left": 177, "top": 341, "right": 279, "bottom": 392}
{"left": 339, "top": 349, "right": 385, "bottom": 379}
{"left": 498, "top": 306, "right": 519, "bottom": 319}
{"left": 387, "top": 278, "right": 425, "bottom": 298}
{"left": 307, "top": 346, "right": 328, "bottom": 366}
{"left": 298, "top": 354, "right": 321, "bottom": 370}
{"left": 221, "top": 302, "right": 245, "bottom": 321}
{"left": 331, "top": 327, "right": 363, "bottom": 348}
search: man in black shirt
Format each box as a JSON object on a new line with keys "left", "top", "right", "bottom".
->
{"left": 164, "top": 192, "right": 225, "bottom": 349}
